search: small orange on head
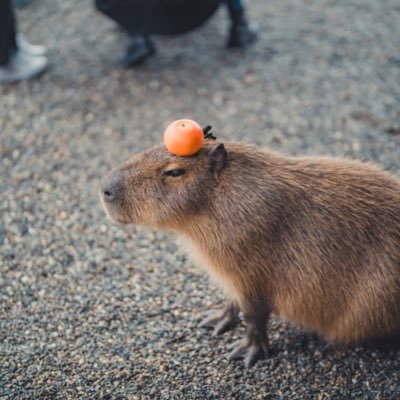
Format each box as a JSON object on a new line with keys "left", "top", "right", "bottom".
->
{"left": 164, "top": 119, "right": 204, "bottom": 156}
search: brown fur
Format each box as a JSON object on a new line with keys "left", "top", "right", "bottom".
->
{"left": 100, "top": 140, "right": 400, "bottom": 356}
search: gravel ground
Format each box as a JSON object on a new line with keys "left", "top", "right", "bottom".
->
{"left": 1, "top": 0, "right": 400, "bottom": 398}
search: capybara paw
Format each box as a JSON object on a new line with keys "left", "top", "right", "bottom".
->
{"left": 228, "top": 337, "right": 269, "bottom": 367}
{"left": 199, "top": 307, "right": 239, "bottom": 336}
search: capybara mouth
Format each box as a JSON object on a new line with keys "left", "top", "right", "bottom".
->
{"left": 99, "top": 186, "right": 131, "bottom": 225}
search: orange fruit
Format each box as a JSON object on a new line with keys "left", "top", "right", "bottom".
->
{"left": 164, "top": 119, "right": 204, "bottom": 156}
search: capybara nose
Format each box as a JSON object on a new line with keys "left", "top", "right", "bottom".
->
{"left": 101, "top": 173, "right": 123, "bottom": 203}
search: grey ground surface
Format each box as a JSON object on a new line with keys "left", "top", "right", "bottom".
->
{"left": 1, "top": 0, "right": 400, "bottom": 398}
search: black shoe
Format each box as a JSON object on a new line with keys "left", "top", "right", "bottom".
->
{"left": 227, "top": 20, "right": 257, "bottom": 48}
{"left": 119, "top": 35, "right": 155, "bottom": 68}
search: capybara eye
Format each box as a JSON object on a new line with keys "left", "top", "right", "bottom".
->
{"left": 164, "top": 169, "right": 185, "bottom": 177}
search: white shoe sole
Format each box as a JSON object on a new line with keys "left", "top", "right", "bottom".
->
{"left": 17, "top": 34, "right": 47, "bottom": 56}
{"left": 0, "top": 53, "right": 48, "bottom": 83}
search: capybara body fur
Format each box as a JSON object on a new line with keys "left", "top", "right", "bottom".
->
{"left": 100, "top": 138, "right": 400, "bottom": 366}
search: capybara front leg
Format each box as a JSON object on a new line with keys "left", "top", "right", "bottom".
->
{"left": 199, "top": 301, "right": 240, "bottom": 336}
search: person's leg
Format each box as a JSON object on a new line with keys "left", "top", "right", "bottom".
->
{"left": 8, "top": 0, "right": 18, "bottom": 50}
{"left": 226, "top": 0, "right": 257, "bottom": 48}
{"left": 119, "top": 34, "right": 155, "bottom": 68}
{"left": 226, "top": 0, "right": 244, "bottom": 17}
{"left": 0, "top": 0, "right": 17, "bottom": 66}
{"left": 95, "top": 0, "right": 156, "bottom": 67}
{"left": 0, "top": 0, "right": 48, "bottom": 83}
{"left": 12, "top": 0, "right": 33, "bottom": 8}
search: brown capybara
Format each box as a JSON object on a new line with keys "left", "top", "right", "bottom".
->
{"left": 100, "top": 129, "right": 400, "bottom": 367}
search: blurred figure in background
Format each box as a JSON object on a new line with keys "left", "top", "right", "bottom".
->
{"left": 225, "top": 0, "right": 256, "bottom": 47}
{"left": 12, "top": 0, "right": 34, "bottom": 7}
{"left": 95, "top": 0, "right": 257, "bottom": 68}
{"left": 0, "top": 0, "right": 47, "bottom": 83}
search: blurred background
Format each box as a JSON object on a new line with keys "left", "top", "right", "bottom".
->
{"left": 1, "top": 0, "right": 399, "bottom": 398}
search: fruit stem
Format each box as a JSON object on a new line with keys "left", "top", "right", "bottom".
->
{"left": 203, "top": 125, "right": 217, "bottom": 140}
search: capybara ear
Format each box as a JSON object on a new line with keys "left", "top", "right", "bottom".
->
{"left": 206, "top": 143, "right": 228, "bottom": 174}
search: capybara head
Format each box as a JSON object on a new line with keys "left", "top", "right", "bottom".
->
{"left": 100, "top": 141, "right": 227, "bottom": 228}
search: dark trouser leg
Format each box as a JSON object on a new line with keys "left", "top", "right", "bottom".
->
{"left": 225, "top": 0, "right": 257, "bottom": 48}
{"left": 226, "top": 0, "right": 244, "bottom": 21}
{"left": 119, "top": 34, "right": 155, "bottom": 67}
{"left": 0, "top": 0, "right": 17, "bottom": 66}
{"left": 94, "top": 0, "right": 156, "bottom": 67}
